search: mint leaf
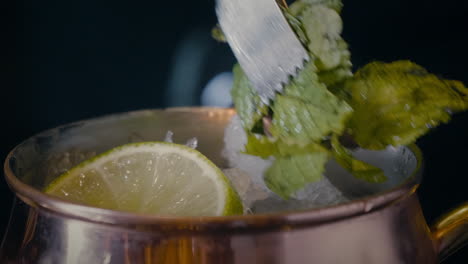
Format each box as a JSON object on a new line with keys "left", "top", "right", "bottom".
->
{"left": 244, "top": 134, "right": 328, "bottom": 158}
{"left": 225, "top": 0, "right": 468, "bottom": 199}
{"left": 271, "top": 95, "right": 351, "bottom": 143}
{"left": 331, "top": 135, "right": 387, "bottom": 183}
{"left": 270, "top": 61, "right": 353, "bottom": 144}
{"left": 289, "top": 4, "right": 351, "bottom": 71}
{"left": 264, "top": 152, "right": 328, "bottom": 199}
{"left": 211, "top": 24, "right": 226, "bottom": 43}
{"left": 318, "top": 65, "right": 353, "bottom": 90}
{"left": 283, "top": 11, "right": 309, "bottom": 46}
{"left": 288, "top": 1, "right": 353, "bottom": 90}
{"left": 290, "top": 0, "right": 343, "bottom": 14}
{"left": 231, "top": 64, "right": 268, "bottom": 131}
{"left": 344, "top": 60, "right": 468, "bottom": 149}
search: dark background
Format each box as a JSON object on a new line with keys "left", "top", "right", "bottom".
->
{"left": 1, "top": 0, "right": 467, "bottom": 262}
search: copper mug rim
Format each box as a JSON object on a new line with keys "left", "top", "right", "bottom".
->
{"left": 3, "top": 107, "right": 424, "bottom": 232}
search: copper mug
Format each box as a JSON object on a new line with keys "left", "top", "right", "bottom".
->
{"left": 1, "top": 107, "right": 467, "bottom": 264}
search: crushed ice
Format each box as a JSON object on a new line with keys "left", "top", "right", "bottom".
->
{"left": 223, "top": 168, "right": 269, "bottom": 212}
{"left": 222, "top": 115, "right": 350, "bottom": 214}
{"left": 164, "top": 131, "right": 174, "bottom": 143}
{"left": 164, "top": 130, "right": 198, "bottom": 149}
{"left": 185, "top": 137, "right": 198, "bottom": 149}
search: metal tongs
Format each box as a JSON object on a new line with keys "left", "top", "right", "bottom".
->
{"left": 216, "top": 0, "right": 309, "bottom": 104}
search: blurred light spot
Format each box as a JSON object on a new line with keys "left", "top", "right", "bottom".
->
{"left": 201, "top": 72, "right": 234, "bottom": 107}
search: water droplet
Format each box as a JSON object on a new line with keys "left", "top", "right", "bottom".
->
{"left": 61, "top": 189, "right": 69, "bottom": 196}
{"left": 126, "top": 170, "right": 131, "bottom": 174}
{"left": 147, "top": 160, "right": 153, "bottom": 165}
{"left": 185, "top": 138, "right": 198, "bottom": 149}
{"left": 164, "top": 131, "right": 174, "bottom": 143}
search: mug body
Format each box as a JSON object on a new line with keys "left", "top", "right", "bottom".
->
{"left": 2, "top": 108, "right": 437, "bottom": 264}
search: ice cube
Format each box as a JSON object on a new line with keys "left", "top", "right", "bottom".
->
{"left": 252, "top": 176, "right": 349, "bottom": 214}
{"left": 325, "top": 146, "right": 415, "bottom": 199}
{"left": 222, "top": 115, "right": 273, "bottom": 187}
{"left": 223, "top": 168, "right": 269, "bottom": 212}
{"left": 222, "top": 115, "right": 350, "bottom": 214}
{"left": 223, "top": 168, "right": 251, "bottom": 196}
{"left": 164, "top": 130, "right": 174, "bottom": 143}
{"left": 185, "top": 137, "right": 198, "bottom": 149}
{"left": 164, "top": 130, "right": 198, "bottom": 149}
{"left": 292, "top": 176, "right": 349, "bottom": 205}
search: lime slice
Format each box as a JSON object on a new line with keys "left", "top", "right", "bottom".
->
{"left": 45, "top": 142, "right": 243, "bottom": 216}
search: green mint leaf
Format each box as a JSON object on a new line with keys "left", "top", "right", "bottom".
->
{"left": 270, "top": 61, "right": 353, "bottom": 144}
{"left": 264, "top": 152, "right": 328, "bottom": 199}
{"left": 331, "top": 135, "right": 387, "bottom": 183}
{"left": 318, "top": 65, "right": 353, "bottom": 90}
{"left": 244, "top": 134, "right": 328, "bottom": 158}
{"left": 290, "top": 0, "right": 343, "bottom": 14}
{"left": 344, "top": 60, "right": 468, "bottom": 150}
{"left": 231, "top": 64, "right": 268, "bottom": 131}
{"left": 289, "top": 3, "right": 351, "bottom": 71}
{"left": 211, "top": 24, "right": 226, "bottom": 43}
{"left": 283, "top": 10, "right": 309, "bottom": 46}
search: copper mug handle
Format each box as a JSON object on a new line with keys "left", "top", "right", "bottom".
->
{"left": 431, "top": 202, "right": 468, "bottom": 261}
